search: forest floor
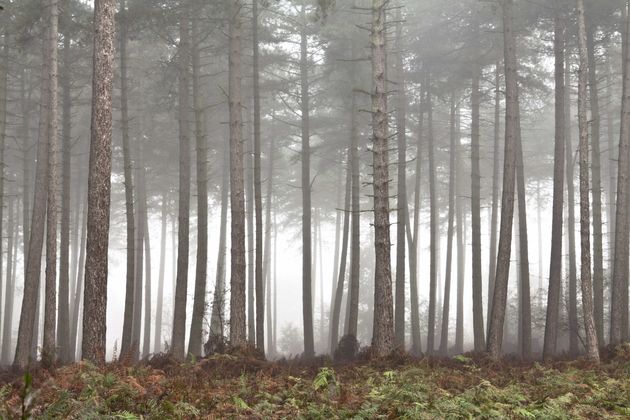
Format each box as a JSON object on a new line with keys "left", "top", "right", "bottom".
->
{"left": 0, "top": 345, "right": 629, "bottom": 419}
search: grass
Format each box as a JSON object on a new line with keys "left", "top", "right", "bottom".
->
{"left": 0, "top": 345, "right": 629, "bottom": 419}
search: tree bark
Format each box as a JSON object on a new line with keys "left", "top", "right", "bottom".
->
{"left": 610, "top": 2, "right": 630, "bottom": 346}
{"left": 119, "top": 0, "right": 136, "bottom": 362}
{"left": 455, "top": 107, "right": 465, "bottom": 354}
{"left": 253, "top": 0, "right": 265, "bottom": 355}
{"left": 470, "top": 46, "right": 485, "bottom": 353}
{"left": 300, "top": 2, "right": 314, "bottom": 358}
{"left": 1, "top": 199, "right": 15, "bottom": 364}
{"left": 70, "top": 179, "right": 87, "bottom": 361}
{"left": 577, "top": 0, "right": 600, "bottom": 361}
{"left": 543, "top": 10, "right": 565, "bottom": 361}
{"left": 427, "top": 72, "right": 437, "bottom": 356}
{"left": 487, "top": 0, "right": 519, "bottom": 359}
{"left": 57, "top": 22, "right": 72, "bottom": 364}
{"left": 171, "top": 3, "right": 191, "bottom": 360}
{"left": 82, "top": 0, "right": 116, "bottom": 365}
{"left": 264, "top": 137, "right": 275, "bottom": 356}
{"left": 440, "top": 95, "right": 458, "bottom": 356}
{"left": 394, "top": 8, "right": 407, "bottom": 350}
{"left": 188, "top": 10, "right": 208, "bottom": 358}
{"left": 228, "top": 0, "right": 247, "bottom": 347}
{"left": 154, "top": 189, "right": 168, "bottom": 352}
{"left": 370, "top": 0, "right": 394, "bottom": 357}
{"left": 131, "top": 146, "right": 144, "bottom": 362}
{"left": 140, "top": 163, "right": 151, "bottom": 358}
{"left": 246, "top": 135, "right": 255, "bottom": 344}
{"left": 14, "top": 2, "right": 52, "bottom": 369}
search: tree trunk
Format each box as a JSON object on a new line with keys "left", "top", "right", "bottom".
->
{"left": 440, "top": 96, "right": 458, "bottom": 356}
{"left": 427, "top": 72, "right": 437, "bottom": 356}
{"left": 470, "top": 47, "right": 485, "bottom": 353}
{"left": 207, "top": 143, "right": 229, "bottom": 351}
{"left": 141, "top": 165, "right": 152, "bottom": 358}
{"left": 370, "top": 0, "right": 394, "bottom": 357}
{"left": 246, "top": 136, "right": 255, "bottom": 344}
{"left": 330, "top": 152, "right": 351, "bottom": 353}
{"left": 0, "top": 26, "right": 7, "bottom": 357}
{"left": 407, "top": 81, "right": 424, "bottom": 356}
{"left": 605, "top": 57, "right": 616, "bottom": 280}
{"left": 300, "top": 3, "right": 314, "bottom": 358}
{"left": 171, "top": 4, "right": 191, "bottom": 360}
{"left": 154, "top": 189, "right": 168, "bottom": 352}
{"left": 188, "top": 10, "right": 208, "bottom": 357}
{"left": 566, "top": 54, "right": 579, "bottom": 355}
{"left": 252, "top": 0, "right": 265, "bottom": 355}
{"left": 82, "top": 0, "right": 116, "bottom": 365}
{"left": 487, "top": 0, "right": 519, "bottom": 359}
{"left": 57, "top": 24, "right": 72, "bottom": 364}
{"left": 347, "top": 87, "right": 361, "bottom": 339}
{"left": 577, "top": 0, "right": 600, "bottom": 361}
{"left": 394, "top": 8, "right": 407, "bottom": 350}
{"left": 264, "top": 137, "right": 275, "bottom": 356}
{"left": 610, "top": 3, "right": 630, "bottom": 346}
{"left": 131, "top": 146, "right": 144, "bottom": 362}
{"left": 70, "top": 180, "right": 87, "bottom": 361}
{"left": 455, "top": 109, "right": 465, "bottom": 354}
{"left": 1, "top": 199, "right": 15, "bottom": 364}
{"left": 119, "top": 0, "right": 136, "bottom": 362}
{"left": 487, "top": 63, "right": 501, "bottom": 332}
{"left": 543, "top": 10, "right": 565, "bottom": 361}
{"left": 515, "top": 119, "right": 531, "bottom": 360}
{"left": 14, "top": 2, "right": 52, "bottom": 369}
{"left": 228, "top": 0, "right": 247, "bottom": 347}
{"left": 586, "top": 13, "right": 605, "bottom": 347}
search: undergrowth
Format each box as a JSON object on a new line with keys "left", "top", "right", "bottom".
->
{"left": 0, "top": 346, "right": 628, "bottom": 419}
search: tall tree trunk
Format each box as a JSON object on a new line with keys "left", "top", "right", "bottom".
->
{"left": 70, "top": 180, "right": 87, "bottom": 361}
{"left": 440, "top": 95, "right": 458, "bottom": 356}
{"left": 487, "top": 63, "right": 501, "bottom": 331}
{"left": 154, "top": 189, "right": 168, "bottom": 352}
{"left": 252, "top": 0, "right": 264, "bottom": 355}
{"left": 370, "top": 0, "right": 394, "bottom": 357}
{"left": 515, "top": 120, "right": 531, "bottom": 359}
{"left": 394, "top": 7, "right": 407, "bottom": 350}
{"left": 171, "top": 3, "right": 191, "bottom": 360}
{"left": 188, "top": 10, "right": 208, "bottom": 357}
{"left": 264, "top": 137, "right": 275, "bottom": 356}
{"left": 427, "top": 72, "right": 437, "bottom": 356}
{"left": 0, "top": 28, "right": 7, "bottom": 355}
{"left": 330, "top": 152, "right": 351, "bottom": 353}
{"left": 82, "top": 0, "right": 116, "bottom": 365}
{"left": 131, "top": 146, "right": 144, "bottom": 362}
{"left": 586, "top": 13, "right": 605, "bottom": 347}
{"left": 487, "top": 0, "right": 519, "bottom": 359}
{"left": 408, "top": 81, "right": 424, "bottom": 356}
{"left": 455, "top": 109, "right": 465, "bottom": 354}
{"left": 470, "top": 54, "right": 485, "bottom": 352}
{"left": 14, "top": 2, "right": 52, "bottom": 369}
{"left": 119, "top": 0, "right": 136, "bottom": 361}
{"left": 57, "top": 23, "right": 72, "bottom": 364}
{"left": 228, "top": 0, "right": 247, "bottom": 347}
{"left": 300, "top": 3, "right": 314, "bottom": 358}
{"left": 566, "top": 54, "right": 579, "bottom": 355}
{"left": 543, "top": 10, "right": 565, "bottom": 361}
{"left": 610, "top": 3, "right": 630, "bottom": 346}
{"left": 1, "top": 199, "right": 15, "bottom": 364}
{"left": 605, "top": 57, "right": 616, "bottom": 280}
{"left": 246, "top": 137, "right": 255, "bottom": 344}
{"left": 207, "top": 143, "right": 229, "bottom": 351}
{"left": 140, "top": 165, "right": 152, "bottom": 358}
{"left": 577, "top": 0, "right": 600, "bottom": 361}
{"left": 42, "top": 0, "right": 60, "bottom": 368}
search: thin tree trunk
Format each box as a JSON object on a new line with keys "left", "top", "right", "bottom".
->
{"left": 228, "top": 0, "right": 247, "bottom": 347}
{"left": 141, "top": 166, "right": 152, "bottom": 358}
{"left": 82, "top": 0, "right": 116, "bottom": 365}
{"left": 0, "top": 28, "right": 7, "bottom": 356}
{"left": 246, "top": 138, "right": 255, "bottom": 344}
{"left": 154, "top": 189, "right": 168, "bottom": 352}
{"left": 70, "top": 179, "right": 87, "bottom": 361}
{"left": 394, "top": 7, "right": 407, "bottom": 350}
{"left": 1, "top": 199, "right": 15, "bottom": 364}
{"left": 119, "top": 0, "right": 136, "bottom": 362}
{"left": 427, "top": 72, "right": 437, "bottom": 356}
{"left": 371, "top": 0, "right": 394, "bottom": 357}
{"left": 188, "top": 10, "right": 208, "bottom": 357}
{"left": 487, "top": 0, "right": 519, "bottom": 359}
{"left": 455, "top": 109, "right": 465, "bottom": 354}
{"left": 252, "top": 0, "right": 264, "bottom": 355}
{"left": 171, "top": 3, "right": 191, "bottom": 360}
{"left": 543, "top": 10, "right": 565, "bottom": 361}
{"left": 577, "top": 0, "right": 600, "bottom": 361}
{"left": 487, "top": 63, "right": 501, "bottom": 331}
{"left": 586, "top": 13, "right": 605, "bottom": 347}
{"left": 57, "top": 24, "right": 72, "bottom": 364}
{"left": 14, "top": 2, "right": 52, "bottom": 369}
{"left": 131, "top": 146, "right": 144, "bottom": 362}
{"left": 440, "top": 96, "right": 458, "bottom": 356}
{"left": 264, "top": 137, "right": 275, "bottom": 356}
{"left": 566, "top": 54, "right": 579, "bottom": 355}
{"left": 610, "top": 3, "right": 630, "bottom": 346}
{"left": 300, "top": 2, "right": 314, "bottom": 358}
{"left": 470, "top": 53, "right": 485, "bottom": 352}
{"left": 347, "top": 81, "right": 361, "bottom": 340}
{"left": 605, "top": 57, "right": 616, "bottom": 280}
